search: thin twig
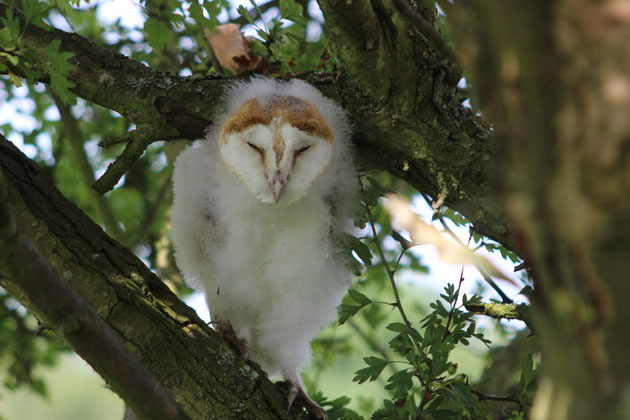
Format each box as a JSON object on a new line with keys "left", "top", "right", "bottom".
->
{"left": 421, "top": 193, "right": 513, "bottom": 303}
{"left": 360, "top": 179, "right": 423, "bottom": 357}
{"left": 442, "top": 236, "right": 470, "bottom": 341}
{"left": 470, "top": 388, "right": 524, "bottom": 405}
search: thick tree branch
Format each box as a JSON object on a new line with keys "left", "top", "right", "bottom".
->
{"left": 0, "top": 1, "right": 515, "bottom": 251}
{"left": 0, "top": 136, "right": 316, "bottom": 419}
{"left": 0, "top": 158, "right": 190, "bottom": 420}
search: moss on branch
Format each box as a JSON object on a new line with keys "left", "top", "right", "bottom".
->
{"left": 0, "top": 1, "right": 515, "bottom": 251}
{"left": 0, "top": 136, "right": 315, "bottom": 420}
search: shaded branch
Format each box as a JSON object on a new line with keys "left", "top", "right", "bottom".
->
{"left": 94, "top": 124, "right": 178, "bottom": 194}
{"left": 0, "top": 136, "right": 315, "bottom": 419}
{"left": 0, "top": 155, "right": 189, "bottom": 420}
{"left": 0, "top": 0, "right": 516, "bottom": 253}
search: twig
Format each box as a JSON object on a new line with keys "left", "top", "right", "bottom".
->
{"left": 422, "top": 193, "right": 513, "bottom": 303}
{"left": 391, "top": 0, "right": 460, "bottom": 68}
{"left": 359, "top": 178, "right": 423, "bottom": 356}
{"left": 442, "top": 236, "right": 470, "bottom": 341}
{"left": 470, "top": 388, "right": 523, "bottom": 405}
{"left": 0, "top": 161, "right": 190, "bottom": 420}
{"left": 464, "top": 302, "right": 531, "bottom": 327}
{"left": 230, "top": 0, "right": 279, "bottom": 26}
{"left": 514, "top": 262, "right": 528, "bottom": 272}
{"left": 94, "top": 124, "right": 178, "bottom": 194}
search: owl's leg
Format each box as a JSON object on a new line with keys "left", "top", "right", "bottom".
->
{"left": 279, "top": 375, "right": 327, "bottom": 420}
{"left": 210, "top": 319, "right": 250, "bottom": 361}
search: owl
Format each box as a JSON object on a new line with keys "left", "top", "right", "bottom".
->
{"left": 170, "top": 77, "right": 357, "bottom": 419}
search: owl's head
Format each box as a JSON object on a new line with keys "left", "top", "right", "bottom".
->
{"left": 219, "top": 94, "right": 335, "bottom": 205}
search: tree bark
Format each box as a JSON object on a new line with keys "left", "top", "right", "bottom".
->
{"left": 0, "top": 0, "right": 514, "bottom": 251}
{"left": 446, "top": 1, "right": 630, "bottom": 418}
{"left": 0, "top": 136, "right": 314, "bottom": 420}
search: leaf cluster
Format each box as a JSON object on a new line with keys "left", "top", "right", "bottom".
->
{"left": 313, "top": 174, "right": 536, "bottom": 419}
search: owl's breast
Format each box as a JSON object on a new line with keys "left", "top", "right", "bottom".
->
{"left": 206, "top": 193, "right": 343, "bottom": 313}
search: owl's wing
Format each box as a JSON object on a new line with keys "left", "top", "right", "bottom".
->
{"left": 170, "top": 144, "right": 218, "bottom": 292}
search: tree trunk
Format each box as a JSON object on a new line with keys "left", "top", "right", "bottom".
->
{"left": 447, "top": 1, "right": 630, "bottom": 418}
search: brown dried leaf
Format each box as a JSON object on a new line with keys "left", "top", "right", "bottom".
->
{"left": 204, "top": 24, "right": 262, "bottom": 74}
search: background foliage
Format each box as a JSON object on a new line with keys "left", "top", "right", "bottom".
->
{"left": 0, "top": 1, "right": 537, "bottom": 419}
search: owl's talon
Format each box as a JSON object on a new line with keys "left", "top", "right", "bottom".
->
{"left": 210, "top": 319, "right": 250, "bottom": 361}
{"left": 282, "top": 380, "right": 328, "bottom": 420}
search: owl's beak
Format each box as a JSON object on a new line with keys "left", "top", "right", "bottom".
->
{"left": 270, "top": 171, "right": 287, "bottom": 203}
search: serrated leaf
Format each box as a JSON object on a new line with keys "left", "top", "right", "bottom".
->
{"left": 143, "top": 18, "right": 172, "bottom": 52}
{"left": 22, "top": 0, "right": 50, "bottom": 27}
{"left": 348, "top": 288, "right": 371, "bottom": 305}
{"left": 42, "top": 39, "right": 76, "bottom": 104}
{"left": 279, "top": 0, "right": 303, "bottom": 20}
{"left": 353, "top": 356, "right": 388, "bottom": 384}
{"left": 385, "top": 369, "right": 413, "bottom": 395}
{"left": 0, "top": 9, "right": 20, "bottom": 47}
{"left": 237, "top": 5, "right": 254, "bottom": 23}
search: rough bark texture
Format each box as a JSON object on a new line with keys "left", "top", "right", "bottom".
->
{"left": 5, "top": 0, "right": 628, "bottom": 418}
{"left": 446, "top": 1, "right": 630, "bottom": 419}
{"left": 0, "top": 138, "right": 315, "bottom": 420}
{"left": 0, "top": 0, "right": 514, "bottom": 250}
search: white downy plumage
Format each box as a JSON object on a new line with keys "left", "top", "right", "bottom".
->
{"left": 170, "top": 77, "right": 357, "bottom": 418}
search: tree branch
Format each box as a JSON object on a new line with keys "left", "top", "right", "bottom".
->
{"left": 465, "top": 302, "right": 531, "bottom": 326}
{"left": 0, "top": 155, "right": 189, "bottom": 420}
{"left": 0, "top": 135, "right": 315, "bottom": 419}
{"left": 0, "top": 0, "right": 515, "bottom": 252}
{"left": 391, "top": 0, "right": 460, "bottom": 68}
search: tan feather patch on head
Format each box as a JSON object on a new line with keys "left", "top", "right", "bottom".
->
{"left": 273, "top": 128, "right": 286, "bottom": 167}
{"left": 220, "top": 96, "right": 334, "bottom": 143}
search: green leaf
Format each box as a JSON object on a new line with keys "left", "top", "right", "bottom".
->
{"left": 41, "top": 39, "right": 76, "bottom": 104}
{"left": 338, "top": 304, "right": 362, "bottom": 325}
{"left": 353, "top": 356, "right": 388, "bottom": 384}
{"left": 143, "top": 18, "right": 172, "bottom": 52}
{"left": 189, "top": 2, "right": 216, "bottom": 30}
{"left": 339, "top": 233, "right": 373, "bottom": 265}
{"left": 385, "top": 369, "right": 413, "bottom": 398}
{"left": 21, "top": 0, "right": 50, "bottom": 27}
{"left": 385, "top": 322, "right": 408, "bottom": 332}
{"left": 0, "top": 9, "right": 20, "bottom": 48}
{"left": 279, "top": 0, "right": 303, "bottom": 21}
{"left": 237, "top": 6, "right": 254, "bottom": 23}
{"left": 348, "top": 288, "right": 371, "bottom": 306}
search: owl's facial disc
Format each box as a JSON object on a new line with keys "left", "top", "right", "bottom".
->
{"left": 219, "top": 97, "right": 334, "bottom": 205}
{"left": 221, "top": 122, "right": 333, "bottom": 205}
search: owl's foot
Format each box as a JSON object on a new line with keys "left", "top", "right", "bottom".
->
{"left": 210, "top": 319, "right": 250, "bottom": 361}
{"left": 279, "top": 380, "right": 327, "bottom": 420}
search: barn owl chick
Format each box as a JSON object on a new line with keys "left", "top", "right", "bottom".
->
{"left": 170, "top": 77, "right": 357, "bottom": 419}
